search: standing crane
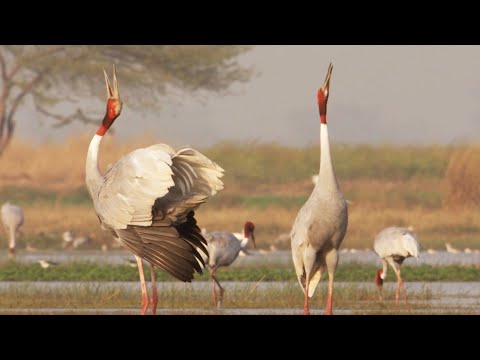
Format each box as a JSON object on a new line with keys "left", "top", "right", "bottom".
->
{"left": 205, "top": 221, "right": 256, "bottom": 307}
{"left": 373, "top": 226, "right": 420, "bottom": 304}
{"left": 85, "top": 66, "right": 224, "bottom": 315}
{"left": 1, "top": 202, "right": 24, "bottom": 258}
{"left": 290, "top": 64, "right": 348, "bottom": 315}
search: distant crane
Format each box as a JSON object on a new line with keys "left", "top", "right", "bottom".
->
{"left": 445, "top": 242, "right": 460, "bottom": 254}
{"left": 205, "top": 221, "right": 256, "bottom": 307}
{"left": 373, "top": 227, "right": 420, "bottom": 304}
{"left": 62, "top": 230, "right": 92, "bottom": 249}
{"left": 290, "top": 64, "right": 348, "bottom": 315}
{"left": 85, "top": 66, "right": 224, "bottom": 315}
{"left": 1, "top": 202, "right": 24, "bottom": 258}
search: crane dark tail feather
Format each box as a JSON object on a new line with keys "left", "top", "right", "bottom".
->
{"left": 115, "top": 211, "right": 209, "bottom": 282}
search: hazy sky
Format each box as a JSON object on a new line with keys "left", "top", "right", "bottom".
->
{"left": 16, "top": 45, "right": 480, "bottom": 148}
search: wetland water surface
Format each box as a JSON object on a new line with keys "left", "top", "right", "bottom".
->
{"left": 0, "top": 281, "right": 478, "bottom": 315}
{"left": 2, "top": 249, "right": 480, "bottom": 266}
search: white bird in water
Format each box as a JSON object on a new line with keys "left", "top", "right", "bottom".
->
{"left": 85, "top": 66, "right": 224, "bottom": 315}
{"left": 445, "top": 242, "right": 460, "bottom": 254}
{"left": 290, "top": 64, "right": 348, "bottom": 315}
{"left": 62, "top": 231, "right": 74, "bottom": 248}
{"left": 1, "top": 202, "right": 24, "bottom": 258}
{"left": 373, "top": 227, "right": 420, "bottom": 305}
{"left": 38, "top": 260, "right": 59, "bottom": 269}
{"left": 26, "top": 243, "right": 38, "bottom": 252}
{"left": 73, "top": 236, "right": 91, "bottom": 249}
{"left": 205, "top": 221, "right": 256, "bottom": 307}
{"left": 426, "top": 248, "right": 437, "bottom": 254}
{"left": 464, "top": 248, "right": 472, "bottom": 254}
{"left": 272, "top": 232, "right": 290, "bottom": 250}
{"left": 62, "top": 230, "right": 92, "bottom": 249}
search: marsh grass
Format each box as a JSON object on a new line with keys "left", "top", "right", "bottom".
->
{"left": 0, "top": 137, "right": 479, "bottom": 251}
{"left": 0, "top": 262, "right": 479, "bottom": 282}
{"left": 445, "top": 145, "right": 480, "bottom": 208}
{"left": 0, "top": 283, "right": 139, "bottom": 309}
{"left": 0, "top": 281, "right": 432, "bottom": 311}
{"left": 3, "top": 200, "right": 480, "bottom": 251}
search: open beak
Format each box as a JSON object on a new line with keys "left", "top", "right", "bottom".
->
{"left": 103, "top": 64, "right": 120, "bottom": 100}
{"left": 250, "top": 231, "right": 256, "bottom": 249}
{"left": 321, "top": 62, "right": 333, "bottom": 96}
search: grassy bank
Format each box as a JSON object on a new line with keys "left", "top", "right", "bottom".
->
{"left": 0, "top": 137, "right": 479, "bottom": 252}
{"left": 0, "top": 262, "right": 479, "bottom": 282}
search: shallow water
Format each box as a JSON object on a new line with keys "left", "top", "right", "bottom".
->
{"left": 2, "top": 249, "right": 480, "bottom": 267}
{"left": 0, "top": 281, "right": 479, "bottom": 314}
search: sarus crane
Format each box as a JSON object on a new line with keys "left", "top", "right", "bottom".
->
{"left": 290, "top": 63, "right": 348, "bottom": 315}
{"left": 85, "top": 66, "right": 224, "bottom": 314}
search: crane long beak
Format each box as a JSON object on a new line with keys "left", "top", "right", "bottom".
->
{"left": 104, "top": 68, "right": 113, "bottom": 98}
{"left": 321, "top": 62, "right": 333, "bottom": 94}
{"left": 250, "top": 231, "right": 256, "bottom": 249}
{"left": 103, "top": 65, "right": 120, "bottom": 100}
{"left": 112, "top": 64, "right": 119, "bottom": 98}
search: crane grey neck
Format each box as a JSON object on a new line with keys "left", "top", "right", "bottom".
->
{"left": 316, "top": 123, "right": 340, "bottom": 192}
{"left": 85, "top": 134, "right": 104, "bottom": 198}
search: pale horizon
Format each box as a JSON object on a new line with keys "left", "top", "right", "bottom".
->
{"left": 14, "top": 45, "right": 480, "bottom": 148}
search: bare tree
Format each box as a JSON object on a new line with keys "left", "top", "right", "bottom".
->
{"left": 0, "top": 45, "right": 254, "bottom": 155}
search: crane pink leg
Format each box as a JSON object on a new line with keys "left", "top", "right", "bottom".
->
{"left": 304, "top": 277, "right": 310, "bottom": 315}
{"left": 325, "top": 277, "right": 334, "bottom": 315}
{"left": 211, "top": 277, "right": 217, "bottom": 307}
{"left": 399, "top": 278, "right": 408, "bottom": 304}
{"left": 395, "top": 279, "right": 400, "bottom": 306}
{"left": 377, "top": 286, "right": 383, "bottom": 302}
{"left": 210, "top": 267, "right": 224, "bottom": 308}
{"left": 390, "top": 264, "right": 403, "bottom": 306}
{"left": 150, "top": 264, "right": 158, "bottom": 315}
{"left": 325, "top": 250, "right": 338, "bottom": 315}
{"left": 210, "top": 267, "right": 217, "bottom": 306}
{"left": 135, "top": 255, "right": 150, "bottom": 315}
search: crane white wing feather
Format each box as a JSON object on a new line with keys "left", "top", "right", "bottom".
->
{"left": 373, "top": 227, "right": 420, "bottom": 259}
{"left": 96, "top": 144, "right": 224, "bottom": 230}
{"left": 96, "top": 147, "right": 175, "bottom": 229}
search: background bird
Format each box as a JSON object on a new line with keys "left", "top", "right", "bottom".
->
{"left": 38, "top": 260, "right": 59, "bottom": 269}
{"left": 85, "top": 66, "right": 224, "bottom": 315}
{"left": 205, "top": 221, "right": 256, "bottom": 307}
{"left": 373, "top": 226, "right": 420, "bottom": 304}
{"left": 1, "top": 202, "right": 24, "bottom": 258}
{"left": 232, "top": 224, "right": 256, "bottom": 256}
{"left": 62, "top": 230, "right": 92, "bottom": 249}
{"left": 445, "top": 242, "right": 460, "bottom": 254}
{"left": 290, "top": 63, "right": 348, "bottom": 315}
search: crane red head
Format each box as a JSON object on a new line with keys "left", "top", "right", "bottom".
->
{"left": 243, "top": 221, "right": 256, "bottom": 249}
{"left": 374, "top": 269, "right": 384, "bottom": 288}
{"left": 97, "top": 65, "right": 123, "bottom": 136}
{"left": 317, "top": 63, "right": 333, "bottom": 125}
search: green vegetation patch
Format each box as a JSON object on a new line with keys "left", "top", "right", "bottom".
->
{"left": 203, "top": 142, "right": 453, "bottom": 184}
{"left": 0, "top": 262, "right": 479, "bottom": 282}
{"left": 0, "top": 186, "right": 91, "bottom": 207}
